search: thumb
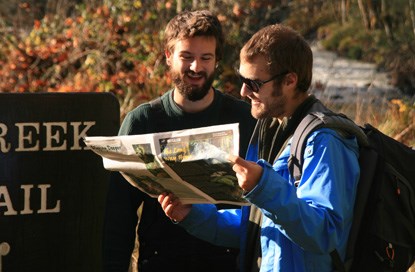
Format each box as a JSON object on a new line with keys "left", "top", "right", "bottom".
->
{"left": 228, "top": 154, "right": 250, "bottom": 168}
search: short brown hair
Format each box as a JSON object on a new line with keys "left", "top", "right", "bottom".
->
{"left": 164, "top": 10, "right": 224, "bottom": 61}
{"left": 240, "top": 24, "right": 313, "bottom": 92}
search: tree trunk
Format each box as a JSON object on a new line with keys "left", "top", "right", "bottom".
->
{"left": 192, "top": 0, "right": 198, "bottom": 10}
{"left": 209, "top": 0, "right": 215, "bottom": 11}
{"left": 366, "top": 0, "right": 379, "bottom": 29}
{"left": 341, "top": 0, "right": 347, "bottom": 25}
{"left": 176, "top": 0, "right": 183, "bottom": 13}
{"left": 409, "top": 0, "right": 415, "bottom": 38}
{"left": 357, "top": 0, "right": 370, "bottom": 29}
{"left": 380, "top": 0, "right": 394, "bottom": 42}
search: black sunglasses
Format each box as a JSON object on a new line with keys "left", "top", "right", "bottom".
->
{"left": 236, "top": 69, "right": 289, "bottom": 93}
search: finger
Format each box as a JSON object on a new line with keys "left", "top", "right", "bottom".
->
{"left": 170, "top": 195, "right": 180, "bottom": 205}
{"left": 160, "top": 194, "right": 173, "bottom": 209}
{"left": 232, "top": 162, "right": 244, "bottom": 174}
{"left": 229, "top": 156, "right": 250, "bottom": 172}
{"left": 232, "top": 159, "right": 251, "bottom": 175}
{"left": 165, "top": 202, "right": 180, "bottom": 221}
{"left": 157, "top": 193, "right": 168, "bottom": 204}
{"left": 165, "top": 197, "right": 183, "bottom": 220}
{"left": 229, "top": 155, "right": 255, "bottom": 169}
{"left": 227, "top": 154, "right": 243, "bottom": 165}
{"left": 235, "top": 172, "right": 244, "bottom": 182}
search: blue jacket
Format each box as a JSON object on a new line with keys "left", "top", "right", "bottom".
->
{"left": 180, "top": 128, "right": 360, "bottom": 271}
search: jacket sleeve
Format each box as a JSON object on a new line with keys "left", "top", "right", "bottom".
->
{"left": 179, "top": 204, "right": 242, "bottom": 249}
{"left": 245, "top": 129, "right": 360, "bottom": 254}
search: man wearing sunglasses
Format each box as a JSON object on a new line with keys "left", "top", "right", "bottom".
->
{"left": 159, "top": 24, "right": 360, "bottom": 271}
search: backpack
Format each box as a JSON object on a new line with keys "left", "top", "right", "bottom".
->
{"left": 287, "top": 111, "right": 415, "bottom": 272}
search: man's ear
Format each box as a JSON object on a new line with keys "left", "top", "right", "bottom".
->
{"left": 284, "top": 72, "right": 298, "bottom": 87}
{"left": 165, "top": 50, "right": 172, "bottom": 66}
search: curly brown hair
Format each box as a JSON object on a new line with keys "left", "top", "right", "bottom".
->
{"left": 164, "top": 10, "right": 224, "bottom": 61}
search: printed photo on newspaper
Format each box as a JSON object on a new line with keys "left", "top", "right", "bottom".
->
{"left": 84, "top": 123, "right": 249, "bottom": 206}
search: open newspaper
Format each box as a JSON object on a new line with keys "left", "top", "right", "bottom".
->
{"left": 84, "top": 123, "right": 249, "bottom": 206}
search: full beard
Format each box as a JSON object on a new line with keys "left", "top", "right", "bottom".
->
{"left": 172, "top": 70, "right": 215, "bottom": 102}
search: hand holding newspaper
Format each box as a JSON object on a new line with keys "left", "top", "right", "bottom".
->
{"left": 84, "top": 123, "right": 249, "bottom": 206}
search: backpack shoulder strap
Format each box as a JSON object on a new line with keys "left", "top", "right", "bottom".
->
{"left": 288, "top": 111, "right": 368, "bottom": 184}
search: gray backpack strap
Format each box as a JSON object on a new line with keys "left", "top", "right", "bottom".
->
{"left": 288, "top": 112, "right": 368, "bottom": 185}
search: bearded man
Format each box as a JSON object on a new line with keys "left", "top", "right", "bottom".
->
{"left": 102, "top": 10, "right": 256, "bottom": 272}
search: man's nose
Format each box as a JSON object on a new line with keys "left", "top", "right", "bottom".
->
{"left": 240, "top": 83, "right": 252, "bottom": 97}
{"left": 190, "top": 59, "right": 202, "bottom": 72}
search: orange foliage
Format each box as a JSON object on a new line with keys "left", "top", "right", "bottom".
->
{"left": 0, "top": 3, "right": 169, "bottom": 110}
{"left": 0, "top": 0, "right": 275, "bottom": 118}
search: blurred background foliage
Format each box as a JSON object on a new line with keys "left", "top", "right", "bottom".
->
{"left": 0, "top": 0, "right": 414, "bottom": 144}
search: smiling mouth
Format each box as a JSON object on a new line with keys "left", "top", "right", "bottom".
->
{"left": 248, "top": 94, "right": 260, "bottom": 103}
{"left": 186, "top": 71, "right": 205, "bottom": 80}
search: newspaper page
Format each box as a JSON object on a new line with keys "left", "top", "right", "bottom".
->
{"left": 84, "top": 123, "right": 249, "bottom": 206}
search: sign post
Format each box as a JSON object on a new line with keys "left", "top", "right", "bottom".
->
{"left": 0, "top": 93, "right": 120, "bottom": 271}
